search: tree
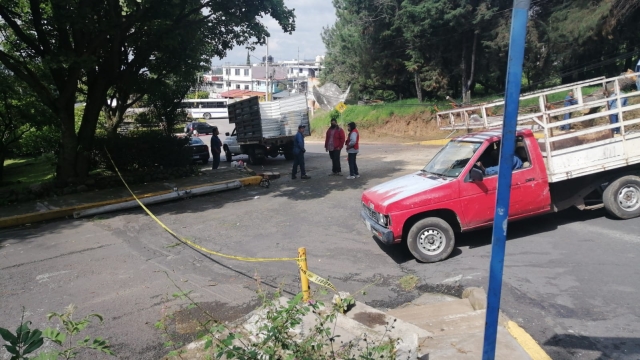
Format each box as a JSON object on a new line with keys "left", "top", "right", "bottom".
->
{"left": 322, "top": 0, "right": 409, "bottom": 100}
{"left": 323, "top": 0, "right": 640, "bottom": 102}
{"left": 0, "top": 67, "right": 51, "bottom": 181}
{"left": 0, "top": 0, "right": 295, "bottom": 184}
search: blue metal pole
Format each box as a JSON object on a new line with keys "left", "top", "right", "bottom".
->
{"left": 482, "top": 1, "right": 530, "bottom": 359}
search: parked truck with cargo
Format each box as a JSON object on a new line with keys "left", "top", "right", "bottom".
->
{"left": 223, "top": 95, "right": 310, "bottom": 165}
{"left": 361, "top": 74, "right": 640, "bottom": 263}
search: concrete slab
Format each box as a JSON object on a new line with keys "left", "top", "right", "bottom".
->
{"left": 387, "top": 298, "right": 475, "bottom": 323}
{"left": 346, "top": 301, "right": 433, "bottom": 338}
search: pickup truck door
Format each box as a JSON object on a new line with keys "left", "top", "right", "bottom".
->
{"left": 458, "top": 142, "right": 545, "bottom": 229}
{"left": 226, "top": 129, "right": 241, "bottom": 153}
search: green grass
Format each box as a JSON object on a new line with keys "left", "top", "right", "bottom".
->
{"left": 310, "top": 99, "right": 443, "bottom": 133}
{"left": 3, "top": 156, "right": 55, "bottom": 189}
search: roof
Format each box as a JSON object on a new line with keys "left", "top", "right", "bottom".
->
{"left": 453, "top": 128, "right": 533, "bottom": 143}
{"left": 219, "top": 90, "right": 265, "bottom": 98}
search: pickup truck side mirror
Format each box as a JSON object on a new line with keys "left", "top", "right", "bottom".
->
{"left": 469, "top": 168, "right": 484, "bottom": 182}
{"left": 225, "top": 132, "right": 230, "bottom": 136}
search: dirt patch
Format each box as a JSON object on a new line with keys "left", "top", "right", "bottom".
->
{"left": 310, "top": 112, "right": 451, "bottom": 144}
{"left": 352, "top": 311, "right": 387, "bottom": 327}
{"left": 173, "top": 300, "right": 260, "bottom": 335}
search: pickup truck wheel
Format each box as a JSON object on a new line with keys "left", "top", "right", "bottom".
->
{"left": 603, "top": 175, "right": 640, "bottom": 219}
{"left": 225, "top": 150, "right": 232, "bottom": 162}
{"left": 407, "top": 217, "right": 455, "bottom": 263}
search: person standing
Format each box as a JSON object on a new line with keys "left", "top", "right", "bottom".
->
{"left": 608, "top": 91, "right": 628, "bottom": 135}
{"left": 560, "top": 91, "right": 578, "bottom": 131}
{"left": 345, "top": 122, "right": 360, "bottom": 179}
{"left": 325, "top": 117, "right": 345, "bottom": 176}
{"left": 292, "top": 125, "right": 310, "bottom": 180}
{"left": 210, "top": 126, "right": 222, "bottom": 169}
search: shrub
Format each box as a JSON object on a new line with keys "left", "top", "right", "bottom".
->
{"left": 13, "top": 126, "right": 60, "bottom": 157}
{"left": 91, "top": 131, "right": 192, "bottom": 173}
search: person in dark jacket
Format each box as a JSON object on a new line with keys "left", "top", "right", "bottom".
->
{"left": 292, "top": 125, "right": 310, "bottom": 180}
{"left": 210, "top": 127, "right": 222, "bottom": 170}
{"left": 325, "top": 118, "right": 346, "bottom": 176}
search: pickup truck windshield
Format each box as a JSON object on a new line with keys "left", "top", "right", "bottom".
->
{"left": 423, "top": 141, "right": 482, "bottom": 177}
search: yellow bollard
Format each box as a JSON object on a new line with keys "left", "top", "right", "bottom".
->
{"left": 298, "top": 247, "right": 310, "bottom": 301}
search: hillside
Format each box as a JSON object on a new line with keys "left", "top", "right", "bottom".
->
{"left": 310, "top": 100, "right": 452, "bottom": 143}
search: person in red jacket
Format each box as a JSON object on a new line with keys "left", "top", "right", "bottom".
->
{"left": 325, "top": 117, "right": 346, "bottom": 176}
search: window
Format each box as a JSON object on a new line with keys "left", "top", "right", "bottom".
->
{"left": 423, "top": 141, "right": 481, "bottom": 178}
{"left": 474, "top": 138, "right": 529, "bottom": 177}
{"left": 224, "top": 69, "right": 229, "bottom": 75}
{"left": 236, "top": 84, "right": 240, "bottom": 89}
{"left": 234, "top": 69, "right": 240, "bottom": 76}
{"left": 244, "top": 85, "right": 249, "bottom": 90}
{"left": 244, "top": 69, "right": 249, "bottom": 76}
{"left": 216, "top": 84, "right": 223, "bottom": 89}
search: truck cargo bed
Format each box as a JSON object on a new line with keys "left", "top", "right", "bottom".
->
{"left": 437, "top": 74, "right": 640, "bottom": 183}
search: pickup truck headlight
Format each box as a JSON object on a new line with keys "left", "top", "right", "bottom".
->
{"left": 378, "top": 213, "right": 388, "bottom": 226}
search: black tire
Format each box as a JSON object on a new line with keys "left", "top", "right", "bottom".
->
{"left": 225, "top": 150, "right": 233, "bottom": 162}
{"left": 283, "top": 142, "right": 294, "bottom": 160}
{"left": 284, "top": 151, "right": 294, "bottom": 161}
{"left": 248, "top": 152, "right": 264, "bottom": 165}
{"left": 203, "top": 113, "right": 211, "bottom": 119}
{"left": 603, "top": 175, "right": 640, "bottom": 219}
{"left": 407, "top": 217, "right": 455, "bottom": 263}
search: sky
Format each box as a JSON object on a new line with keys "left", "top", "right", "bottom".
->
{"left": 212, "top": 0, "right": 336, "bottom": 66}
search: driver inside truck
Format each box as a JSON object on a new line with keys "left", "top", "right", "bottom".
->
{"left": 475, "top": 142, "right": 523, "bottom": 176}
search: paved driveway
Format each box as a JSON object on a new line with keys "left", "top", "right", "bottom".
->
{"left": 1, "top": 143, "right": 639, "bottom": 359}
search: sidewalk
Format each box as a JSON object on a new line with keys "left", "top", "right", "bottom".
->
{"left": 0, "top": 165, "right": 261, "bottom": 228}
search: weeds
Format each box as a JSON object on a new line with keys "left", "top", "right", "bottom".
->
{"left": 158, "top": 271, "right": 399, "bottom": 360}
{"left": 0, "top": 305, "right": 114, "bottom": 360}
{"left": 399, "top": 275, "right": 419, "bottom": 291}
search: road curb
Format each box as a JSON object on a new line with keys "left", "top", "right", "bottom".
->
{"left": 460, "top": 285, "right": 551, "bottom": 360}
{"left": 505, "top": 320, "right": 552, "bottom": 360}
{"left": 0, "top": 176, "right": 263, "bottom": 229}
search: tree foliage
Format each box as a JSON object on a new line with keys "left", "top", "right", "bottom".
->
{"left": 0, "top": 0, "right": 295, "bottom": 183}
{"left": 322, "top": 0, "right": 640, "bottom": 102}
{"left": 0, "top": 67, "right": 52, "bottom": 181}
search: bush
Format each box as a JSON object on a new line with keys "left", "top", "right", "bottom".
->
{"left": 13, "top": 126, "right": 60, "bottom": 157}
{"left": 91, "top": 131, "right": 192, "bottom": 173}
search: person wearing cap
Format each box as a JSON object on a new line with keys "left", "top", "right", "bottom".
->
{"left": 292, "top": 125, "right": 310, "bottom": 180}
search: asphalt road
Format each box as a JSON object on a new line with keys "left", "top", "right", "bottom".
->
{"left": 1, "top": 142, "right": 639, "bottom": 359}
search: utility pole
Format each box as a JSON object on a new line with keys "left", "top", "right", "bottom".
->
{"left": 481, "top": 1, "right": 530, "bottom": 359}
{"left": 265, "top": 37, "right": 270, "bottom": 102}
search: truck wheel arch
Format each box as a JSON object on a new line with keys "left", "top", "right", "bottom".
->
{"left": 402, "top": 209, "right": 462, "bottom": 242}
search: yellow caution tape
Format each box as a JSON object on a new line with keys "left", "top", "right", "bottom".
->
{"left": 105, "top": 150, "right": 338, "bottom": 291}
{"left": 299, "top": 268, "right": 337, "bottom": 292}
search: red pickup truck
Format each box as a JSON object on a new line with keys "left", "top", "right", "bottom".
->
{"left": 361, "top": 128, "right": 640, "bottom": 263}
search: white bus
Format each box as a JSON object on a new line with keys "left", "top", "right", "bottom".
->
{"left": 180, "top": 99, "right": 229, "bottom": 119}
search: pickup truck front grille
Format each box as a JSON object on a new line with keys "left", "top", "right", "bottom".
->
{"left": 363, "top": 203, "right": 380, "bottom": 222}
